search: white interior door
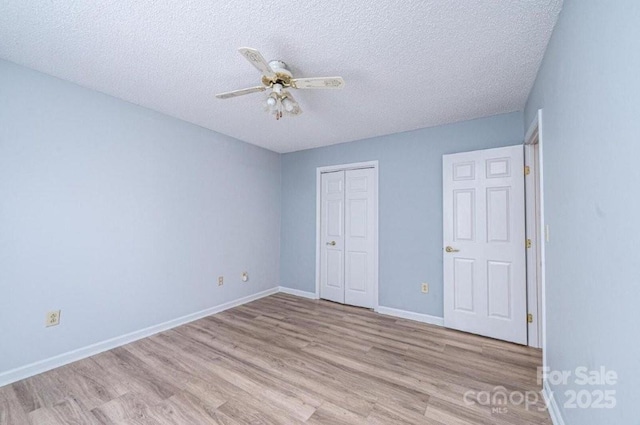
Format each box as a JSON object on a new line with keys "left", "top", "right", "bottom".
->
{"left": 320, "top": 171, "right": 345, "bottom": 303}
{"left": 443, "top": 145, "right": 527, "bottom": 344}
{"left": 320, "top": 168, "right": 376, "bottom": 308}
{"left": 344, "top": 168, "right": 375, "bottom": 308}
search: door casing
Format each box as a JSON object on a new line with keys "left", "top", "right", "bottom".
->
{"left": 524, "top": 109, "right": 546, "bottom": 350}
{"left": 315, "top": 161, "right": 379, "bottom": 309}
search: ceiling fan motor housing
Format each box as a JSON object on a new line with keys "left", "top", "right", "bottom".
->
{"left": 262, "top": 60, "right": 292, "bottom": 87}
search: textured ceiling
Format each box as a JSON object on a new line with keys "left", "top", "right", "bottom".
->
{"left": 0, "top": 1, "right": 562, "bottom": 153}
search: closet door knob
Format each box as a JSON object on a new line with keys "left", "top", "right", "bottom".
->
{"left": 326, "top": 241, "right": 336, "bottom": 246}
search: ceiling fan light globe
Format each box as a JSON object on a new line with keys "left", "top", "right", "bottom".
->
{"left": 282, "top": 98, "right": 295, "bottom": 112}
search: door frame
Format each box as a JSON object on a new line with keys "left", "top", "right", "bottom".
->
{"left": 315, "top": 160, "right": 379, "bottom": 310}
{"left": 524, "top": 109, "right": 546, "bottom": 351}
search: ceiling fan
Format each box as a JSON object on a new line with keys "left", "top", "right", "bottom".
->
{"left": 216, "top": 47, "right": 345, "bottom": 120}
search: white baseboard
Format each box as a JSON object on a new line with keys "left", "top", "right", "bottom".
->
{"left": 278, "top": 286, "right": 318, "bottom": 300}
{"left": 376, "top": 306, "right": 444, "bottom": 327}
{"left": 0, "top": 287, "right": 279, "bottom": 387}
{"left": 543, "top": 380, "right": 566, "bottom": 425}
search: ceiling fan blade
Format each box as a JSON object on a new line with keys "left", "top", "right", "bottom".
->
{"left": 238, "top": 47, "right": 276, "bottom": 79}
{"left": 290, "top": 77, "right": 345, "bottom": 89}
{"left": 215, "top": 86, "right": 266, "bottom": 99}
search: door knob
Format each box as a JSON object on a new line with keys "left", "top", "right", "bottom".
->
{"left": 326, "top": 241, "right": 336, "bottom": 246}
{"left": 445, "top": 246, "right": 460, "bottom": 253}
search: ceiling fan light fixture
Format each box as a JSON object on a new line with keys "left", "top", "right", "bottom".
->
{"left": 263, "top": 91, "right": 301, "bottom": 120}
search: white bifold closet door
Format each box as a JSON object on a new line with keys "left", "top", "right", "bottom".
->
{"left": 320, "top": 168, "right": 375, "bottom": 309}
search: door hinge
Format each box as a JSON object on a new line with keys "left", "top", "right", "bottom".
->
{"left": 526, "top": 239, "right": 532, "bottom": 249}
{"left": 524, "top": 165, "right": 530, "bottom": 176}
{"left": 527, "top": 313, "right": 534, "bottom": 324}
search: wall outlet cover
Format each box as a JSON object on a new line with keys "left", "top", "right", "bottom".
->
{"left": 46, "top": 310, "right": 61, "bottom": 327}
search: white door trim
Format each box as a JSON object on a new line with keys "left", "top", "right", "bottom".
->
{"left": 315, "top": 161, "right": 379, "bottom": 310}
{"left": 524, "top": 109, "right": 546, "bottom": 354}
{"left": 524, "top": 139, "right": 540, "bottom": 347}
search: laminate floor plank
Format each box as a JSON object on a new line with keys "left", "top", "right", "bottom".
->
{"left": 174, "top": 321, "right": 376, "bottom": 417}
{"left": 28, "top": 397, "right": 102, "bottom": 425}
{"left": 2, "top": 293, "right": 551, "bottom": 424}
{"left": 305, "top": 402, "right": 367, "bottom": 425}
{"left": 191, "top": 315, "right": 418, "bottom": 413}
{"left": 10, "top": 369, "right": 71, "bottom": 414}
{"left": 90, "top": 391, "right": 164, "bottom": 424}
{"left": 0, "top": 385, "right": 30, "bottom": 425}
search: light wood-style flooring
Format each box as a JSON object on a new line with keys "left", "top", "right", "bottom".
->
{"left": 0, "top": 293, "right": 551, "bottom": 424}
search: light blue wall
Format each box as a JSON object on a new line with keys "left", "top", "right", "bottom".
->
{"left": 0, "top": 59, "right": 281, "bottom": 375}
{"left": 525, "top": 1, "right": 639, "bottom": 424}
{"left": 280, "top": 112, "right": 523, "bottom": 317}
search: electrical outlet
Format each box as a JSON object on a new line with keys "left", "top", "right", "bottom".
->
{"left": 46, "top": 310, "right": 61, "bottom": 327}
{"left": 218, "top": 276, "right": 224, "bottom": 286}
{"left": 241, "top": 272, "right": 249, "bottom": 282}
{"left": 421, "top": 283, "right": 429, "bottom": 294}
